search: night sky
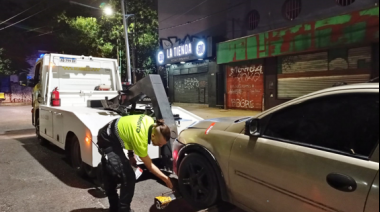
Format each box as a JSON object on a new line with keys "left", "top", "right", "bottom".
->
{"left": 0, "top": 0, "right": 107, "bottom": 52}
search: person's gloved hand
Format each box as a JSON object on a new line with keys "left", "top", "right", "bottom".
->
{"left": 128, "top": 153, "right": 137, "bottom": 168}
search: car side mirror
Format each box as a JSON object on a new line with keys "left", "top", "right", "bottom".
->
{"left": 245, "top": 119, "right": 261, "bottom": 137}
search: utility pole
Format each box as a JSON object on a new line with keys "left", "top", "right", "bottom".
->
{"left": 121, "top": 0, "right": 132, "bottom": 84}
{"left": 132, "top": 17, "right": 137, "bottom": 84}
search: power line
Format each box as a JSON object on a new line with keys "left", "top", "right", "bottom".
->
{"left": 0, "top": 2, "right": 42, "bottom": 26}
{"left": 69, "top": 1, "right": 100, "bottom": 10}
{"left": 29, "top": 29, "right": 61, "bottom": 39}
{"left": 160, "top": 0, "right": 209, "bottom": 23}
{"left": 24, "top": 25, "right": 50, "bottom": 33}
{"left": 159, "top": 2, "right": 244, "bottom": 31}
{"left": 0, "top": 8, "right": 48, "bottom": 32}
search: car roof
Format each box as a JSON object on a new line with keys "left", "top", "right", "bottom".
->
{"left": 301, "top": 83, "right": 379, "bottom": 98}
{"left": 258, "top": 83, "right": 379, "bottom": 118}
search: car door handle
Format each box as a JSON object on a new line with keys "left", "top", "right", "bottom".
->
{"left": 327, "top": 173, "right": 357, "bottom": 192}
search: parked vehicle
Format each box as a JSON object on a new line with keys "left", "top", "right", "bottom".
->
{"left": 174, "top": 83, "right": 379, "bottom": 212}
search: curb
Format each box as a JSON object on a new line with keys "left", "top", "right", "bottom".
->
{"left": 0, "top": 103, "right": 32, "bottom": 106}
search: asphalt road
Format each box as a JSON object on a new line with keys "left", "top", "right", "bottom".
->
{"left": 0, "top": 106, "right": 244, "bottom": 212}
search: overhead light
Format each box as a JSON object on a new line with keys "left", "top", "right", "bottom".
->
{"left": 180, "top": 62, "right": 186, "bottom": 64}
{"left": 104, "top": 7, "right": 114, "bottom": 16}
{"left": 166, "top": 64, "right": 171, "bottom": 66}
{"left": 198, "top": 59, "right": 203, "bottom": 61}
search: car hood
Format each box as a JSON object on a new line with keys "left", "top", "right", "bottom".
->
{"left": 188, "top": 116, "right": 251, "bottom": 132}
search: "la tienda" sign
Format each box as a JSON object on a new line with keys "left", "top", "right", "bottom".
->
{"left": 157, "top": 35, "right": 211, "bottom": 65}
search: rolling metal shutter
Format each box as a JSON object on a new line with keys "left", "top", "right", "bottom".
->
{"left": 278, "top": 47, "right": 372, "bottom": 99}
{"left": 280, "top": 52, "right": 328, "bottom": 73}
{"left": 174, "top": 73, "right": 209, "bottom": 104}
{"left": 278, "top": 74, "right": 371, "bottom": 99}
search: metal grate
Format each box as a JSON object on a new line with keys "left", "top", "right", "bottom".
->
{"left": 283, "top": 0, "right": 302, "bottom": 21}
{"left": 248, "top": 10, "right": 260, "bottom": 30}
{"left": 336, "top": 0, "right": 356, "bottom": 6}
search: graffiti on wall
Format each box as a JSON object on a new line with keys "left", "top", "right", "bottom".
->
{"left": 218, "top": 7, "right": 379, "bottom": 64}
{"left": 174, "top": 78, "right": 208, "bottom": 93}
{"left": 0, "top": 83, "right": 32, "bottom": 103}
{"left": 227, "top": 64, "right": 264, "bottom": 110}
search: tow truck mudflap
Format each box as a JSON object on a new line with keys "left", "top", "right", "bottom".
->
{"left": 101, "top": 75, "right": 177, "bottom": 171}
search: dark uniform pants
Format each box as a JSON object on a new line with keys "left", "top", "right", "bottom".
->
{"left": 98, "top": 119, "right": 136, "bottom": 212}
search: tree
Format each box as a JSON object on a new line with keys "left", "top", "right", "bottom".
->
{"left": 0, "top": 48, "right": 11, "bottom": 76}
{"left": 56, "top": 0, "right": 159, "bottom": 82}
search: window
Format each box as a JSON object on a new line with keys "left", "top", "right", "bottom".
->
{"left": 283, "top": 0, "right": 302, "bottom": 21}
{"left": 336, "top": 0, "right": 356, "bottom": 6}
{"left": 264, "top": 93, "right": 379, "bottom": 158}
{"left": 34, "top": 63, "right": 42, "bottom": 83}
{"left": 248, "top": 10, "right": 260, "bottom": 30}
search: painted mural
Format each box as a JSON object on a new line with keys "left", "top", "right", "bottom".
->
{"left": 226, "top": 64, "right": 264, "bottom": 111}
{"left": 218, "top": 7, "right": 379, "bottom": 64}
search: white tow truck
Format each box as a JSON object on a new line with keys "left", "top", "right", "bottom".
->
{"left": 20, "top": 53, "right": 203, "bottom": 180}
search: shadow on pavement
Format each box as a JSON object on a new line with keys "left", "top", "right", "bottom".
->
{"left": 88, "top": 188, "right": 107, "bottom": 198}
{"left": 70, "top": 208, "right": 108, "bottom": 212}
{"left": 15, "top": 136, "right": 94, "bottom": 189}
{"left": 1, "top": 128, "right": 35, "bottom": 135}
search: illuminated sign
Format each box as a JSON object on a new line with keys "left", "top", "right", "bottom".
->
{"left": 196, "top": 41, "right": 206, "bottom": 57}
{"left": 158, "top": 51, "right": 165, "bottom": 64}
{"left": 157, "top": 35, "right": 212, "bottom": 65}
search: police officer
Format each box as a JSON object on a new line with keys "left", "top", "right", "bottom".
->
{"left": 97, "top": 114, "right": 173, "bottom": 212}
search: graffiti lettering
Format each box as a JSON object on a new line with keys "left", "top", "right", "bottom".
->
{"left": 183, "top": 78, "right": 199, "bottom": 90}
{"left": 227, "top": 64, "right": 264, "bottom": 111}
{"left": 230, "top": 99, "right": 255, "bottom": 109}
{"left": 229, "top": 65, "right": 263, "bottom": 82}
{"left": 174, "top": 81, "right": 185, "bottom": 94}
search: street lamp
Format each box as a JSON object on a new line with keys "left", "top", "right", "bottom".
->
{"left": 103, "top": 6, "right": 114, "bottom": 16}
{"left": 121, "top": 0, "right": 134, "bottom": 85}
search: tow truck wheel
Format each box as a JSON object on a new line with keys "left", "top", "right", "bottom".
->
{"left": 36, "top": 118, "right": 48, "bottom": 146}
{"left": 178, "top": 153, "right": 220, "bottom": 210}
{"left": 70, "top": 135, "right": 86, "bottom": 177}
{"left": 84, "top": 164, "right": 96, "bottom": 178}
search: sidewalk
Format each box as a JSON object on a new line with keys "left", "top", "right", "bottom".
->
{"left": 174, "top": 103, "right": 261, "bottom": 119}
{"left": 0, "top": 106, "right": 34, "bottom": 134}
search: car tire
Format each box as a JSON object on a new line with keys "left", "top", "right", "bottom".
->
{"left": 70, "top": 135, "right": 86, "bottom": 177}
{"left": 36, "top": 118, "right": 49, "bottom": 146}
{"left": 178, "top": 153, "right": 220, "bottom": 209}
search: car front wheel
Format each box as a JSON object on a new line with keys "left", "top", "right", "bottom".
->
{"left": 178, "top": 153, "right": 220, "bottom": 209}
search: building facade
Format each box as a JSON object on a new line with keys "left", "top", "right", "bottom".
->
{"left": 158, "top": 0, "right": 379, "bottom": 110}
{"left": 157, "top": 0, "right": 229, "bottom": 107}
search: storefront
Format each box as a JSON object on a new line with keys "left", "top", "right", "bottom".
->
{"left": 217, "top": 7, "right": 379, "bottom": 110}
{"left": 157, "top": 35, "right": 217, "bottom": 105}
